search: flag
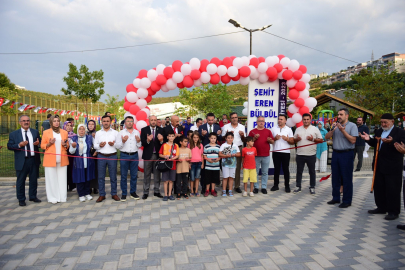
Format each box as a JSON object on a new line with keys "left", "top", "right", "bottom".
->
{"left": 85, "top": 116, "right": 88, "bottom": 125}
{"left": 54, "top": 110, "right": 59, "bottom": 114}
{"left": 60, "top": 110, "right": 66, "bottom": 116}
{"left": 18, "top": 104, "right": 28, "bottom": 112}
{"left": 319, "top": 174, "right": 331, "bottom": 182}
{"left": 33, "top": 106, "right": 41, "bottom": 113}
{"left": 26, "top": 105, "right": 36, "bottom": 111}
{"left": 66, "top": 110, "right": 71, "bottom": 114}
{"left": 98, "top": 115, "right": 101, "bottom": 125}
{"left": 1, "top": 99, "right": 9, "bottom": 106}
{"left": 0, "top": 98, "right": 4, "bottom": 106}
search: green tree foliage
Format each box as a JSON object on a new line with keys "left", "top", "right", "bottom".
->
{"left": 0, "top": 73, "right": 19, "bottom": 116}
{"left": 61, "top": 63, "right": 105, "bottom": 116}
{"left": 175, "top": 83, "right": 233, "bottom": 118}
{"left": 105, "top": 94, "right": 125, "bottom": 120}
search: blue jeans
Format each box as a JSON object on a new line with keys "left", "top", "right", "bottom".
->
{"left": 254, "top": 156, "right": 270, "bottom": 189}
{"left": 120, "top": 152, "right": 139, "bottom": 196}
{"left": 331, "top": 150, "right": 354, "bottom": 204}
{"left": 98, "top": 153, "right": 118, "bottom": 197}
{"left": 190, "top": 162, "right": 202, "bottom": 181}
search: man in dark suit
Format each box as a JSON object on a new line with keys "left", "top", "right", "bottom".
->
{"left": 163, "top": 115, "right": 184, "bottom": 145}
{"left": 7, "top": 115, "right": 42, "bottom": 206}
{"left": 141, "top": 115, "right": 165, "bottom": 200}
{"left": 361, "top": 113, "right": 405, "bottom": 220}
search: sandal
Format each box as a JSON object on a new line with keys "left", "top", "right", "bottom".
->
{"left": 196, "top": 193, "right": 200, "bottom": 197}
{"left": 190, "top": 193, "right": 194, "bottom": 197}
{"left": 177, "top": 194, "right": 181, "bottom": 200}
{"left": 182, "top": 194, "right": 189, "bottom": 199}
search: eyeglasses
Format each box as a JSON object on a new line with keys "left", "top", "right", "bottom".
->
{"left": 231, "top": 117, "right": 238, "bottom": 119}
{"left": 20, "top": 120, "right": 30, "bottom": 122}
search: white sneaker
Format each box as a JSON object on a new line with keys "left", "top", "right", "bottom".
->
{"left": 249, "top": 192, "right": 254, "bottom": 197}
{"left": 85, "top": 195, "right": 93, "bottom": 201}
{"left": 242, "top": 191, "right": 248, "bottom": 197}
{"left": 79, "top": 196, "right": 86, "bottom": 202}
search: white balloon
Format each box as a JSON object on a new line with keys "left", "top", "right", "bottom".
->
{"left": 286, "top": 78, "right": 297, "bottom": 88}
{"left": 194, "top": 79, "right": 202, "bottom": 87}
{"left": 189, "top": 58, "right": 201, "bottom": 70}
{"left": 248, "top": 65, "right": 257, "bottom": 75}
{"left": 126, "top": 92, "right": 138, "bottom": 103}
{"left": 172, "top": 71, "right": 184, "bottom": 83}
{"left": 258, "top": 62, "right": 268, "bottom": 73}
{"left": 258, "top": 73, "right": 269, "bottom": 83}
{"left": 233, "top": 57, "right": 243, "bottom": 69}
{"left": 288, "top": 104, "right": 299, "bottom": 114}
{"left": 137, "top": 88, "right": 148, "bottom": 99}
{"left": 248, "top": 55, "right": 257, "bottom": 59}
{"left": 161, "top": 84, "right": 169, "bottom": 92}
{"left": 288, "top": 59, "right": 300, "bottom": 72}
{"left": 292, "top": 113, "right": 302, "bottom": 124}
{"left": 156, "top": 64, "right": 166, "bottom": 75}
{"left": 301, "top": 73, "right": 311, "bottom": 83}
{"left": 299, "top": 89, "right": 309, "bottom": 99}
{"left": 133, "top": 78, "right": 141, "bottom": 88}
{"left": 200, "top": 72, "right": 211, "bottom": 83}
{"left": 242, "top": 108, "right": 248, "bottom": 115}
{"left": 240, "top": 76, "right": 250, "bottom": 85}
{"left": 141, "top": 108, "right": 150, "bottom": 117}
{"left": 217, "top": 65, "right": 227, "bottom": 76}
{"left": 140, "top": 78, "right": 151, "bottom": 89}
{"left": 241, "top": 56, "right": 250, "bottom": 66}
{"left": 227, "top": 66, "right": 238, "bottom": 77}
{"left": 136, "top": 99, "right": 147, "bottom": 109}
{"left": 147, "top": 69, "right": 158, "bottom": 82}
{"left": 306, "top": 83, "right": 310, "bottom": 90}
{"left": 280, "top": 57, "right": 291, "bottom": 68}
{"left": 308, "top": 106, "right": 314, "bottom": 112}
{"left": 166, "top": 79, "right": 177, "bottom": 90}
{"left": 138, "top": 160, "right": 144, "bottom": 169}
{"left": 181, "top": 64, "right": 192, "bottom": 76}
{"left": 305, "top": 97, "right": 317, "bottom": 108}
{"left": 206, "top": 63, "right": 217, "bottom": 75}
{"left": 286, "top": 118, "right": 295, "bottom": 127}
{"left": 243, "top": 101, "right": 248, "bottom": 108}
{"left": 278, "top": 70, "right": 285, "bottom": 79}
{"left": 265, "top": 56, "right": 279, "bottom": 67}
{"left": 136, "top": 120, "right": 147, "bottom": 131}
{"left": 250, "top": 70, "right": 260, "bottom": 80}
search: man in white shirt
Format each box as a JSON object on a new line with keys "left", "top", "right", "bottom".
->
{"left": 94, "top": 115, "right": 119, "bottom": 203}
{"left": 293, "top": 113, "right": 324, "bottom": 195}
{"left": 271, "top": 114, "right": 294, "bottom": 193}
{"left": 222, "top": 112, "right": 246, "bottom": 193}
{"left": 115, "top": 116, "right": 142, "bottom": 202}
{"left": 190, "top": 118, "right": 202, "bottom": 132}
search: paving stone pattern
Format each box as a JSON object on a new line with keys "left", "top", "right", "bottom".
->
{"left": 0, "top": 177, "right": 404, "bottom": 270}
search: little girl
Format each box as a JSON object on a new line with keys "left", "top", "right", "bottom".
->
{"left": 189, "top": 131, "right": 204, "bottom": 196}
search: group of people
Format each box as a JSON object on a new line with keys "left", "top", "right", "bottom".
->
{"left": 7, "top": 108, "right": 405, "bottom": 230}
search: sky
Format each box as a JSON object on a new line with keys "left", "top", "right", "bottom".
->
{"left": 0, "top": 0, "right": 404, "bottom": 102}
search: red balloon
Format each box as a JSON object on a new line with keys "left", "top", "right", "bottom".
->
{"left": 277, "top": 54, "right": 285, "bottom": 60}
{"left": 222, "top": 57, "right": 233, "bottom": 68}
{"left": 231, "top": 74, "right": 240, "bottom": 81}
{"left": 295, "top": 81, "right": 306, "bottom": 91}
{"left": 172, "top": 60, "right": 183, "bottom": 72}
{"left": 239, "top": 66, "right": 251, "bottom": 77}
{"left": 266, "top": 67, "right": 277, "bottom": 78}
{"left": 123, "top": 101, "right": 133, "bottom": 111}
{"left": 126, "top": 84, "right": 137, "bottom": 93}
{"left": 183, "top": 76, "right": 194, "bottom": 88}
{"left": 163, "top": 67, "right": 174, "bottom": 79}
{"left": 230, "top": 56, "right": 236, "bottom": 61}
{"left": 136, "top": 110, "right": 147, "bottom": 121}
{"left": 296, "top": 121, "right": 303, "bottom": 127}
{"left": 145, "top": 106, "right": 150, "bottom": 110}
{"left": 177, "top": 82, "right": 184, "bottom": 89}
{"left": 199, "top": 59, "right": 209, "bottom": 72}
{"left": 299, "top": 106, "right": 310, "bottom": 115}
{"left": 269, "top": 76, "right": 278, "bottom": 82}
{"left": 147, "top": 88, "right": 154, "bottom": 96}
{"left": 129, "top": 104, "right": 140, "bottom": 115}
{"left": 274, "top": 63, "right": 283, "bottom": 73}
{"left": 145, "top": 95, "right": 152, "bottom": 103}
{"left": 258, "top": 57, "right": 265, "bottom": 63}
{"left": 210, "top": 73, "right": 220, "bottom": 84}
{"left": 124, "top": 97, "right": 128, "bottom": 102}
{"left": 298, "top": 65, "right": 307, "bottom": 74}
{"left": 210, "top": 57, "right": 222, "bottom": 66}
{"left": 294, "top": 98, "right": 305, "bottom": 108}
{"left": 221, "top": 74, "right": 231, "bottom": 84}
{"left": 287, "top": 111, "right": 293, "bottom": 118}
{"left": 293, "top": 70, "right": 303, "bottom": 80}
{"left": 288, "top": 89, "right": 299, "bottom": 100}
{"left": 190, "top": 70, "right": 201, "bottom": 80}
{"left": 138, "top": 69, "right": 148, "bottom": 78}
{"left": 249, "top": 57, "right": 259, "bottom": 68}
{"left": 150, "top": 81, "right": 161, "bottom": 92}
{"left": 155, "top": 75, "right": 167, "bottom": 85}
{"left": 282, "top": 70, "right": 293, "bottom": 80}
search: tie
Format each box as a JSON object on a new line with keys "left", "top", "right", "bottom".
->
{"left": 173, "top": 127, "right": 177, "bottom": 134}
{"left": 25, "top": 130, "right": 31, "bottom": 157}
{"left": 209, "top": 125, "right": 212, "bottom": 133}
{"left": 152, "top": 128, "right": 156, "bottom": 153}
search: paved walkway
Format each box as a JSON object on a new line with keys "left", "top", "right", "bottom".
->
{"left": 0, "top": 177, "right": 404, "bottom": 270}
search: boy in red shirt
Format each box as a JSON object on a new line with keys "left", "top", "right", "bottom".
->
{"left": 242, "top": 136, "right": 257, "bottom": 197}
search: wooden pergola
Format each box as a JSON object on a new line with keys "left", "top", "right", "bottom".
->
{"left": 394, "top": 112, "right": 405, "bottom": 120}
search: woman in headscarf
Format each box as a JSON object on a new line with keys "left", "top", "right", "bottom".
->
{"left": 87, "top": 120, "right": 99, "bottom": 194}
{"left": 41, "top": 116, "right": 69, "bottom": 204}
{"left": 69, "top": 124, "right": 95, "bottom": 202}
{"left": 315, "top": 121, "right": 328, "bottom": 173}
{"left": 63, "top": 121, "right": 76, "bottom": 192}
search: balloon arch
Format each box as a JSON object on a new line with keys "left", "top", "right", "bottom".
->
{"left": 123, "top": 55, "right": 317, "bottom": 171}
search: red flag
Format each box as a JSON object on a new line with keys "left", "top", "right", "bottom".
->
{"left": 319, "top": 174, "right": 331, "bottom": 182}
{"left": 0, "top": 98, "right": 3, "bottom": 106}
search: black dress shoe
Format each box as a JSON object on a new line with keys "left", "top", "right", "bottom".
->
{"left": 285, "top": 186, "right": 291, "bottom": 193}
{"left": 354, "top": 169, "right": 360, "bottom": 172}
{"left": 270, "top": 186, "right": 279, "bottom": 191}
{"left": 29, "top": 198, "right": 42, "bottom": 203}
{"left": 397, "top": 224, "right": 405, "bottom": 231}
{"left": 368, "top": 208, "right": 386, "bottom": 214}
{"left": 235, "top": 188, "right": 242, "bottom": 193}
{"left": 338, "top": 203, "right": 351, "bottom": 208}
{"left": 327, "top": 200, "right": 340, "bottom": 205}
{"left": 154, "top": 193, "right": 163, "bottom": 198}
{"left": 130, "top": 192, "right": 140, "bottom": 200}
{"left": 253, "top": 188, "right": 259, "bottom": 194}
{"left": 93, "top": 188, "right": 99, "bottom": 195}
{"left": 261, "top": 189, "right": 267, "bottom": 194}
{"left": 385, "top": 214, "right": 399, "bottom": 220}
{"left": 19, "top": 201, "right": 26, "bottom": 206}
{"left": 142, "top": 194, "right": 148, "bottom": 200}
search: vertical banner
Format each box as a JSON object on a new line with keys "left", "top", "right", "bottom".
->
{"left": 279, "top": 79, "right": 287, "bottom": 116}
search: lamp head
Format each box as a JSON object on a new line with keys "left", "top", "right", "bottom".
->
{"left": 228, "top": 19, "right": 241, "bottom": 28}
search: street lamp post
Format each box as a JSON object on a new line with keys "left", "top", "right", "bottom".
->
{"left": 228, "top": 19, "right": 272, "bottom": 55}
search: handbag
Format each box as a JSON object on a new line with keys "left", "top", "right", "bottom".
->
{"left": 156, "top": 144, "right": 175, "bottom": 172}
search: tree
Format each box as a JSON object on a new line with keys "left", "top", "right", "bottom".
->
{"left": 175, "top": 83, "right": 233, "bottom": 118}
{"left": 61, "top": 63, "right": 105, "bottom": 116}
{"left": 0, "top": 73, "right": 19, "bottom": 116}
{"left": 105, "top": 94, "right": 125, "bottom": 120}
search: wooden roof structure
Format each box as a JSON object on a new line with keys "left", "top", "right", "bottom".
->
{"left": 394, "top": 112, "right": 405, "bottom": 119}
{"left": 314, "top": 92, "right": 375, "bottom": 117}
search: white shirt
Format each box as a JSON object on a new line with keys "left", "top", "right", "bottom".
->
{"left": 94, "top": 128, "right": 119, "bottom": 154}
{"left": 222, "top": 123, "right": 246, "bottom": 147}
{"left": 115, "top": 129, "right": 142, "bottom": 152}
{"left": 69, "top": 136, "right": 88, "bottom": 168}
{"left": 294, "top": 125, "right": 322, "bottom": 156}
{"left": 271, "top": 125, "right": 294, "bottom": 153}
{"left": 53, "top": 132, "right": 62, "bottom": 163}
{"left": 171, "top": 125, "right": 179, "bottom": 134}
{"left": 190, "top": 125, "right": 199, "bottom": 132}
{"left": 20, "top": 128, "right": 34, "bottom": 157}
